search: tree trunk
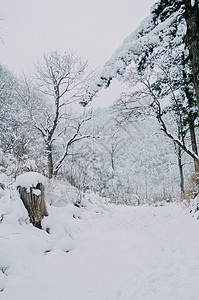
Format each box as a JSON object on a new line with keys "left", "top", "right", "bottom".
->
{"left": 176, "top": 144, "right": 185, "bottom": 197}
{"left": 17, "top": 182, "right": 48, "bottom": 229}
{"left": 46, "top": 143, "right": 53, "bottom": 179}
{"left": 184, "top": 0, "right": 199, "bottom": 114}
{"left": 189, "top": 115, "right": 199, "bottom": 174}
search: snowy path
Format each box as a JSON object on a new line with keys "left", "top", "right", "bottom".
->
{"left": 2, "top": 203, "right": 199, "bottom": 300}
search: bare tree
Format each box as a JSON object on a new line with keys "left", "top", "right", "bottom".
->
{"left": 114, "top": 63, "right": 199, "bottom": 195}
{"left": 31, "top": 50, "right": 93, "bottom": 178}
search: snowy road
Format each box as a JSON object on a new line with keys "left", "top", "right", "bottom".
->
{"left": 2, "top": 203, "right": 199, "bottom": 300}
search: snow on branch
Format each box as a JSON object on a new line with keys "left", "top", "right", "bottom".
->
{"left": 81, "top": 2, "right": 180, "bottom": 105}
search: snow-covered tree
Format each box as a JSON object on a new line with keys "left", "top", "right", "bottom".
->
{"left": 0, "top": 65, "right": 34, "bottom": 176}
{"left": 32, "top": 50, "right": 93, "bottom": 178}
{"left": 82, "top": 1, "right": 199, "bottom": 111}
{"left": 63, "top": 108, "right": 180, "bottom": 204}
{"left": 80, "top": 0, "right": 199, "bottom": 197}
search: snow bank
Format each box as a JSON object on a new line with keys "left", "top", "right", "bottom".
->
{"left": 0, "top": 175, "right": 111, "bottom": 298}
{"left": 1, "top": 173, "right": 199, "bottom": 300}
{"left": 16, "top": 172, "right": 46, "bottom": 189}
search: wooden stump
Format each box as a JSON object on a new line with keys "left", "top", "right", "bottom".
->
{"left": 17, "top": 182, "right": 48, "bottom": 229}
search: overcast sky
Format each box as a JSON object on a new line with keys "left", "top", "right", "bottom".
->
{"left": 0, "top": 0, "right": 156, "bottom": 107}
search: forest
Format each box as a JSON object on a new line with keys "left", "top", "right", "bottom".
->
{"left": 1, "top": 0, "right": 199, "bottom": 299}
{"left": 1, "top": 0, "right": 199, "bottom": 204}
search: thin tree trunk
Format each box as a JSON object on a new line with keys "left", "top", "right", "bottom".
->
{"left": 176, "top": 144, "right": 185, "bottom": 197}
{"left": 111, "top": 146, "right": 115, "bottom": 179}
{"left": 156, "top": 112, "right": 199, "bottom": 163}
{"left": 46, "top": 143, "right": 53, "bottom": 179}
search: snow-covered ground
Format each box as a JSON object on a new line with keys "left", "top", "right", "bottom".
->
{"left": 1, "top": 178, "right": 199, "bottom": 300}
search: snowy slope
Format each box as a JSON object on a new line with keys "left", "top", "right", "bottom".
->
{"left": 1, "top": 179, "right": 199, "bottom": 300}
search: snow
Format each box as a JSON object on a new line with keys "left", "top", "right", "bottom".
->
{"left": 1, "top": 179, "right": 199, "bottom": 300}
{"left": 32, "top": 189, "right": 41, "bottom": 196}
{"left": 16, "top": 172, "right": 47, "bottom": 189}
{"left": 83, "top": 1, "right": 185, "bottom": 105}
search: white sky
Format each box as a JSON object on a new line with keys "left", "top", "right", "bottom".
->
{"left": 0, "top": 0, "right": 156, "bottom": 108}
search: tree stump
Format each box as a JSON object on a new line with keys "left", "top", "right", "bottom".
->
{"left": 17, "top": 173, "right": 48, "bottom": 229}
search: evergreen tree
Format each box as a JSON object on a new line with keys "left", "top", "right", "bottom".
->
{"left": 83, "top": 0, "right": 199, "bottom": 114}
